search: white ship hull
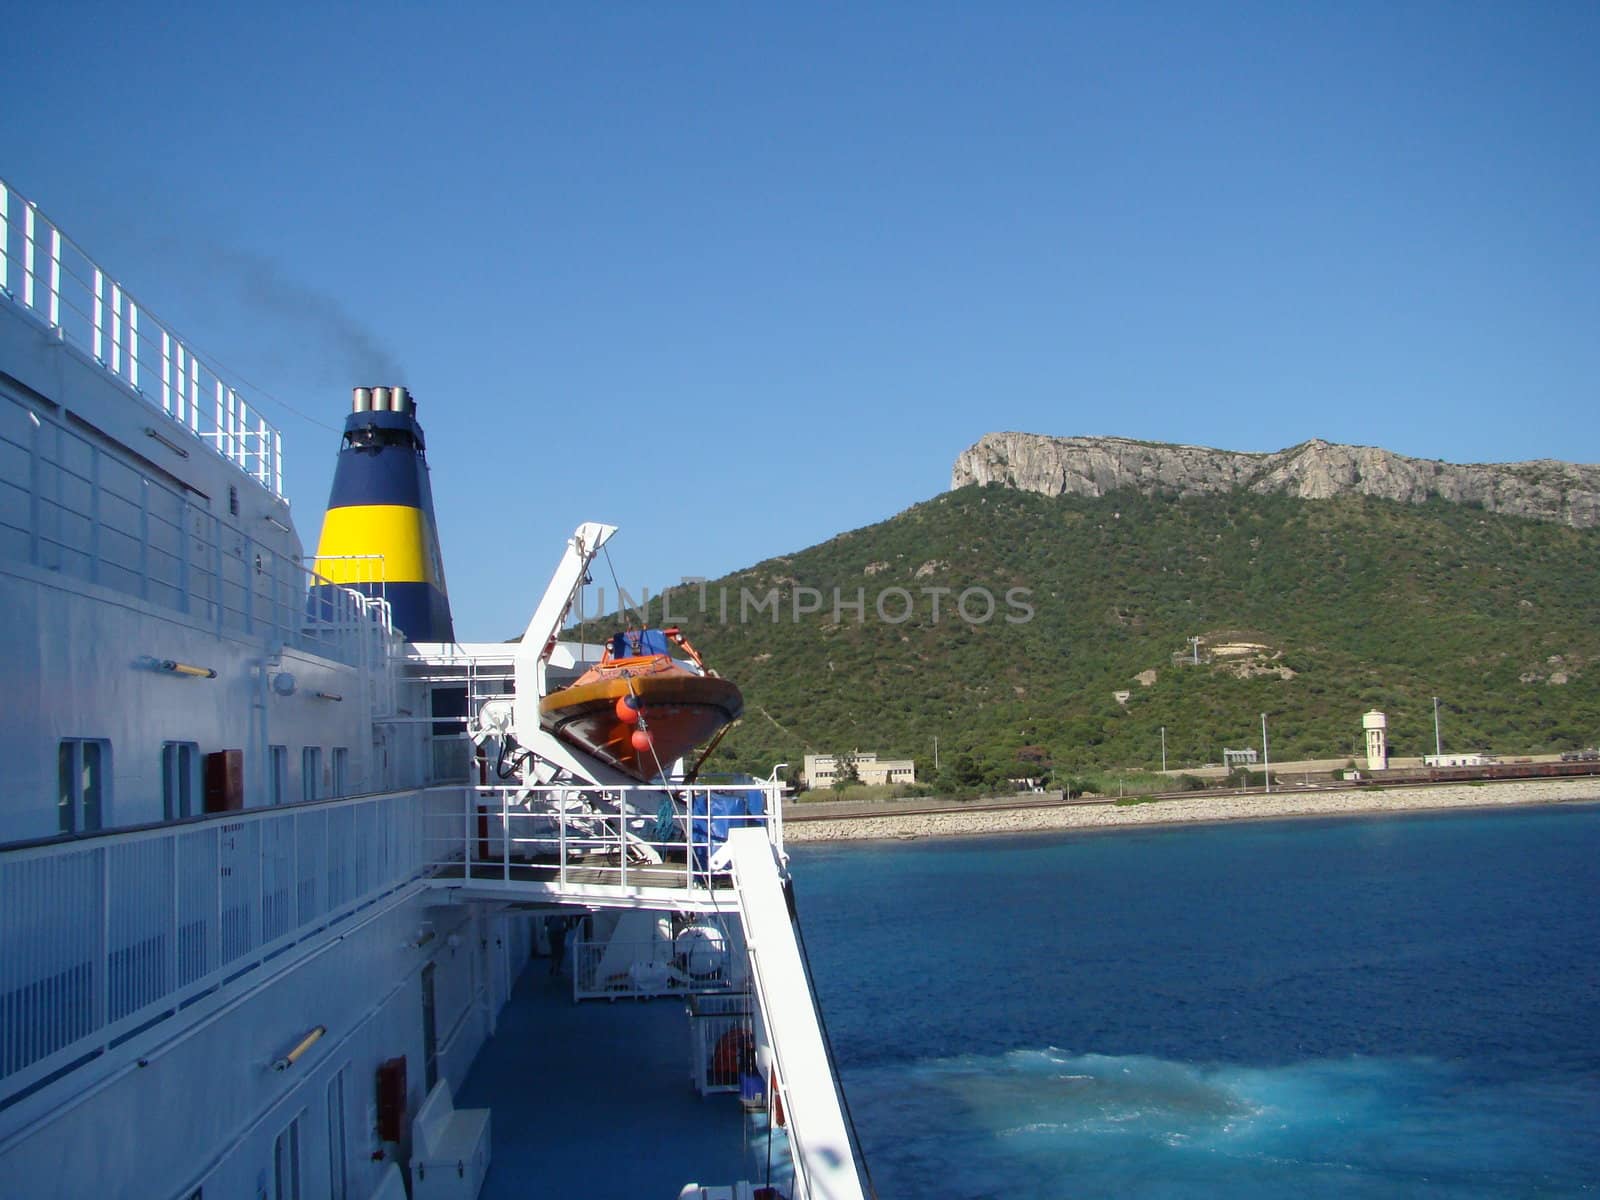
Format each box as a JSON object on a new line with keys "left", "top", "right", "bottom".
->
{"left": 0, "top": 177, "right": 865, "bottom": 1200}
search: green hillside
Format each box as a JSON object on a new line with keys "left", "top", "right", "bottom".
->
{"left": 588, "top": 486, "right": 1600, "bottom": 788}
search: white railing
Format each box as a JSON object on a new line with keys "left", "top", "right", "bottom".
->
{"left": 425, "top": 783, "right": 784, "bottom": 896}
{"left": 0, "top": 178, "right": 285, "bottom": 495}
{"left": 0, "top": 388, "right": 390, "bottom": 667}
{"left": 0, "top": 788, "right": 453, "bottom": 1109}
{"left": 571, "top": 935, "right": 742, "bottom": 1001}
{"left": 728, "top": 829, "right": 866, "bottom": 1200}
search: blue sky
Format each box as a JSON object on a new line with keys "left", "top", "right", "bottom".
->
{"left": 7, "top": 3, "right": 1597, "bottom": 638}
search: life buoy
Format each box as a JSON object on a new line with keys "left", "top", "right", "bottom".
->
{"left": 770, "top": 1067, "right": 786, "bottom": 1128}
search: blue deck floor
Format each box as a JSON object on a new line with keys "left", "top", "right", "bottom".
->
{"left": 457, "top": 950, "right": 781, "bottom": 1197}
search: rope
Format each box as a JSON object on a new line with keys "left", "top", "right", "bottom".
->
{"left": 602, "top": 544, "right": 648, "bottom": 631}
{"left": 595, "top": 541, "right": 672, "bottom": 782}
{"left": 618, "top": 674, "right": 670, "bottom": 783}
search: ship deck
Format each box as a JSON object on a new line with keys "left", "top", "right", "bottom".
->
{"left": 458, "top": 949, "right": 779, "bottom": 1197}
{"left": 433, "top": 859, "right": 728, "bottom": 889}
{"left": 428, "top": 859, "right": 740, "bottom": 913}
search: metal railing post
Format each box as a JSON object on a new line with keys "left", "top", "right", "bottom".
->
{"left": 256, "top": 820, "right": 266, "bottom": 950}
{"left": 22, "top": 201, "right": 35, "bottom": 307}
{"left": 92, "top": 268, "right": 103, "bottom": 360}
{"left": 291, "top": 810, "right": 301, "bottom": 929}
{"left": 48, "top": 227, "right": 60, "bottom": 327}
{"left": 558, "top": 794, "right": 567, "bottom": 890}
{"left": 97, "top": 846, "right": 110, "bottom": 1041}
{"left": 129, "top": 303, "right": 139, "bottom": 390}
{"left": 212, "top": 825, "right": 223, "bottom": 972}
{"left": 618, "top": 798, "right": 627, "bottom": 890}
{"left": 111, "top": 283, "right": 123, "bottom": 376}
{"left": 169, "top": 836, "right": 180, "bottom": 995}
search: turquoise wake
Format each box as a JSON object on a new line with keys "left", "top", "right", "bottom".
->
{"left": 792, "top": 805, "right": 1600, "bottom": 1197}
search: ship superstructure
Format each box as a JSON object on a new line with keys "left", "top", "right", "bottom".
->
{"left": 0, "top": 178, "right": 866, "bottom": 1200}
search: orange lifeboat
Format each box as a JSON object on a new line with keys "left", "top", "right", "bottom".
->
{"left": 539, "top": 628, "right": 743, "bottom": 781}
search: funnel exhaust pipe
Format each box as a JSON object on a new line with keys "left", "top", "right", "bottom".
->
{"left": 351, "top": 385, "right": 416, "bottom": 415}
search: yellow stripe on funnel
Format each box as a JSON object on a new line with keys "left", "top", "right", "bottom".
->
{"left": 312, "top": 504, "right": 440, "bottom": 585}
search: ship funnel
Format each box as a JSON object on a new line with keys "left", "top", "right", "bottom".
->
{"left": 311, "top": 384, "right": 455, "bottom": 643}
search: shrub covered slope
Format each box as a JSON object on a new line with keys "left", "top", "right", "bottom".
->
{"left": 588, "top": 486, "right": 1600, "bottom": 788}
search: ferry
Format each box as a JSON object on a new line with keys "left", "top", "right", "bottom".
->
{"left": 0, "top": 177, "right": 868, "bottom": 1200}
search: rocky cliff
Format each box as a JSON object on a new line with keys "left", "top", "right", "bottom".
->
{"left": 951, "top": 434, "right": 1600, "bottom": 528}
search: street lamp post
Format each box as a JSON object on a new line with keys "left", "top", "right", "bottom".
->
{"left": 1160, "top": 726, "right": 1167, "bottom": 774}
{"left": 1261, "top": 713, "right": 1271, "bottom": 794}
{"left": 1432, "top": 696, "right": 1442, "bottom": 760}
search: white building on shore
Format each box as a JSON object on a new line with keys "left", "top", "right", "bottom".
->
{"left": 802, "top": 751, "right": 916, "bottom": 788}
{"left": 1425, "top": 752, "right": 1494, "bottom": 767}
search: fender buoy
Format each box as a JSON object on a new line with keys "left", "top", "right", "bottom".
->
{"left": 770, "top": 1067, "right": 786, "bottom": 1128}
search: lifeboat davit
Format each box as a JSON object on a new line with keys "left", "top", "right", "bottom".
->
{"left": 539, "top": 628, "right": 743, "bottom": 781}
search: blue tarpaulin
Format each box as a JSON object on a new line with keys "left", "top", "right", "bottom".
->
{"left": 612, "top": 628, "right": 673, "bottom": 657}
{"left": 689, "top": 789, "right": 767, "bottom": 869}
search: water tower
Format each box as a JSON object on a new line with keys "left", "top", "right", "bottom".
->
{"left": 1362, "top": 710, "right": 1388, "bottom": 771}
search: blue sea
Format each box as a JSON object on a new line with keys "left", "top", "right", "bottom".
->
{"left": 790, "top": 805, "right": 1600, "bottom": 1197}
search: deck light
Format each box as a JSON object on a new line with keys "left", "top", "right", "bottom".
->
{"left": 271, "top": 1026, "right": 326, "bottom": 1071}
{"left": 158, "top": 659, "right": 216, "bottom": 679}
{"left": 143, "top": 427, "right": 191, "bottom": 458}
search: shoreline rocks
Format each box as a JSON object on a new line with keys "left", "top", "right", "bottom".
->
{"left": 783, "top": 779, "right": 1600, "bottom": 843}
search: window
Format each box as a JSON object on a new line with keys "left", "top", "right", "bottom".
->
{"left": 57, "top": 739, "right": 110, "bottom": 834}
{"left": 162, "top": 742, "right": 199, "bottom": 819}
{"left": 301, "top": 748, "right": 321, "bottom": 803}
{"left": 326, "top": 1067, "right": 348, "bottom": 1200}
{"left": 268, "top": 746, "right": 288, "bottom": 806}
{"left": 272, "top": 1112, "right": 301, "bottom": 1200}
{"left": 331, "top": 748, "right": 349, "bottom": 798}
